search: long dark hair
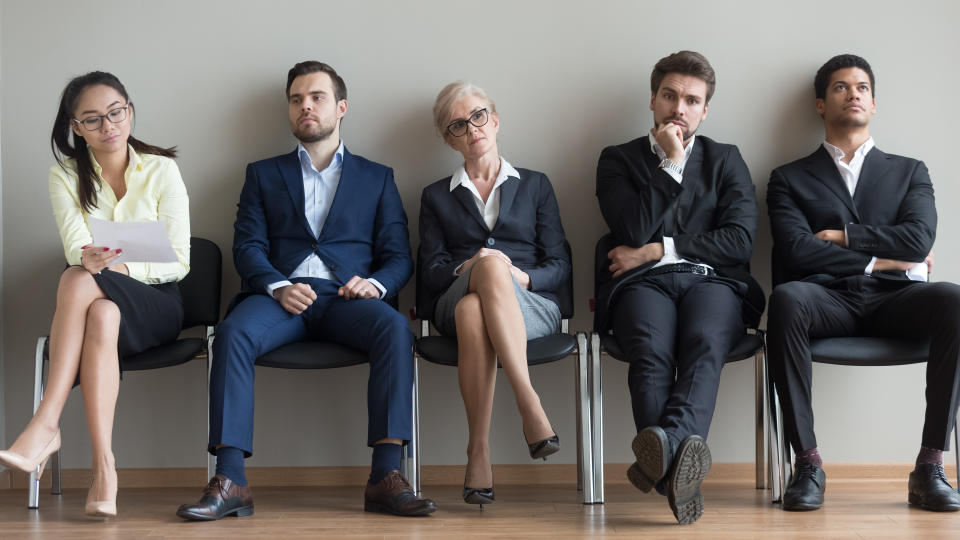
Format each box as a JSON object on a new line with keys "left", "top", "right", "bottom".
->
{"left": 50, "top": 71, "right": 177, "bottom": 213}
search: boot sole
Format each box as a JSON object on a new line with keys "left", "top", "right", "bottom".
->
{"left": 667, "top": 437, "right": 711, "bottom": 525}
{"left": 176, "top": 504, "right": 254, "bottom": 521}
{"left": 629, "top": 429, "right": 670, "bottom": 493}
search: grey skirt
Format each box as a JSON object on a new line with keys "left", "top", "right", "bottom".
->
{"left": 432, "top": 265, "right": 561, "bottom": 339}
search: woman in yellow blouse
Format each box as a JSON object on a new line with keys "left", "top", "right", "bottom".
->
{"left": 0, "top": 72, "right": 190, "bottom": 518}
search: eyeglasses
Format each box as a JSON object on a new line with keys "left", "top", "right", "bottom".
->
{"left": 72, "top": 104, "right": 130, "bottom": 131}
{"left": 445, "top": 108, "right": 489, "bottom": 137}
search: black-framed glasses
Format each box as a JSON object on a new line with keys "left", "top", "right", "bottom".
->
{"left": 445, "top": 108, "right": 489, "bottom": 137}
{"left": 72, "top": 104, "right": 131, "bottom": 131}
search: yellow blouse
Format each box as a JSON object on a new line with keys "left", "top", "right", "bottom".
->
{"left": 48, "top": 145, "right": 191, "bottom": 284}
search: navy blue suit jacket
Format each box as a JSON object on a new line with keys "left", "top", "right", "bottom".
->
{"left": 416, "top": 168, "right": 570, "bottom": 320}
{"left": 233, "top": 147, "right": 413, "bottom": 300}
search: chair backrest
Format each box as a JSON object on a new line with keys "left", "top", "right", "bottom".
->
{"left": 178, "top": 237, "right": 222, "bottom": 329}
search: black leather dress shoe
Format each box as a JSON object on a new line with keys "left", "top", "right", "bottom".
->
{"left": 783, "top": 462, "right": 826, "bottom": 511}
{"left": 364, "top": 470, "right": 437, "bottom": 516}
{"left": 628, "top": 426, "right": 672, "bottom": 493}
{"left": 908, "top": 463, "right": 960, "bottom": 512}
{"left": 527, "top": 434, "right": 560, "bottom": 460}
{"left": 176, "top": 474, "right": 253, "bottom": 521}
{"left": 664, "top": 435, "right": 711, "bottom": 525}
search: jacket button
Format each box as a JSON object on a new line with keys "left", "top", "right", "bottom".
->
{"left": 330, "top": 264, "right": 338, "bottom": 271}
{"left": 486, "top": 237, "right": 495, "bottom": 246}
{"left": 311, "top": 243, "right": 318, "bottom": 249}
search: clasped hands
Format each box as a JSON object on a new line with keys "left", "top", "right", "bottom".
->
{"left": 80, "top": 245, "right": 128, "bottom": 275}
{"left": 459, "top": 248, "right": 530, "bottom": 289}
{"left": 608, "top": 242, "right": 665, "bottom": 278}
{"left": 815, "top": 229, "right": 934, "bottom": 273}
{"left": 274, "top": 276, "right": 379, "bottom": 315}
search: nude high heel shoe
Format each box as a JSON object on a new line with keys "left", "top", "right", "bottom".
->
{"left": 85, "top": 468, "right": 118, "bottom": 518}
{"left": 0, "top": 429, "right": 61, "bottom": 477}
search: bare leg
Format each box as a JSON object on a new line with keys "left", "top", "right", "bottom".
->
{"left": 79, "top": 299, "right": 121, "bottom": 505}
{"left": 468, "top": 257, "right": 554, "bottom": 444}
{"left": 454, "top": 293, "right": 497, "bottom": 488}
{"left": 5, "top": 267, "right": 107, "bottom": 457}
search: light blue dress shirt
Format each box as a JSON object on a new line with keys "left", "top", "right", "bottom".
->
{"left": 266, "top": 141, "right": 386, "bottom": 297}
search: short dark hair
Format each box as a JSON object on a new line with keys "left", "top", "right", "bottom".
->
{"left": 650, "top": 50, "right": 716, "bottom": 103}
{"left": 285, "top": 61, "right": 347, "bottom": 102}
{"left": 814, "top": 54, "right": 875, "bottom": 99}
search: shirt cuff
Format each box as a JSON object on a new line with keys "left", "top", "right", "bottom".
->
{"left": 267, "top": 280, "right": 293, "bottom": 298}
{"left": 367, "top": 278, "right": 387, "bottom": 299}
{"left": 864, "top": 257, "right": 877, "bottom": 276}
{"left": 662, "top": 236, "right": 678, "bottom": 260}
{"left": 659, "top": 162, "right": 683, "bottom": 184}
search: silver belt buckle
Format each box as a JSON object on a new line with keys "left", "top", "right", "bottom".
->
{"left": 693, "top": 265, "right": 708, "bottom": 275}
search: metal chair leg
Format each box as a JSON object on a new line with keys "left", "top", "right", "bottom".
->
{"left": 28, "top": 337, "right": 47, "bottom": 509}
{"left": 754, "top": 346, "right": 766, "bottom": 489}
{"left": 410, "top": 356, "right": 422, "bottom": 495}
{"left": 767, "top": 355, "right": 785, "bottom": 503}
{"left": 575, "top": 332, "right": 594, "bottom": 503}
{"left": 954, "top": 414, "right": 959, "bottom": 490}
{"left": 590, "top": 332, "right": 605, "bottom": 503}
{"left": 206, "top": 332, "right": 216, "bottom": 480}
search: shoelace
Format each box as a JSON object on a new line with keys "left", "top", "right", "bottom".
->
{"left": 795, "top": 462, "right": 820, "bottom": 481}
{"left": 928, "top": 463, "right": 950, "bottom": 485}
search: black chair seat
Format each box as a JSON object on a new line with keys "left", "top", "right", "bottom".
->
{"left": 255, "top": 341, "right": 369, "bottom": 370}
{"left": 123, "top": 338, "right": 206, "bottom": 371}
{"left": 810, "top": 337, "right": 930, "bottom": 366}
{"left": 416, "top": 333, "right": 578, "bottom": 367}
{"left": 600, "top": 332, "right": 763, "bottom": 364}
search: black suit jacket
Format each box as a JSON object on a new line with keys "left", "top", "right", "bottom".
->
{"left": 417, "top": 167, "right": 570, "bottom": 320}
{"left": 594, "top": 135, "right": 762, "bottom": 332}
{"left": 767, "top": 145, "right": 936, "bottom": 286}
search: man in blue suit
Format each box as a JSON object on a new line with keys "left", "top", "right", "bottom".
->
{"left": 177, "top": 61, "right": 436, "bottom": 520}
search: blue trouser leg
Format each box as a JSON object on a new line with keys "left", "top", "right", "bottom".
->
{"left": 310, "top": 295, "right": 415, "bottom": 446}
{"left": 209, "top": 294, "right": 308, "bottom": 455}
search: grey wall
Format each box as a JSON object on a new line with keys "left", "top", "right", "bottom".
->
{"left": 2, "top": 0, "right": 958, "bottom": 470}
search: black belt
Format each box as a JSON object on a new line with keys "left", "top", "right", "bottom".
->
{"left": 645, "top": 263, "right": 715, "bottom": 277}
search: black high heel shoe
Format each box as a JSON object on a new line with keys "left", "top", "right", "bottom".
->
{"left": 462, "top": 485, "right": 495, "bottom": 508}
{"left": 527, "top": 433, "right": 560, "bottom": 460}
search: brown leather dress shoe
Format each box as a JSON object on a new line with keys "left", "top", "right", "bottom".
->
{"left": 176, "top": 474, "right": 254, "bottom": 521}
{"left": 364, "top": 470, "right": 437, "bottom": 516}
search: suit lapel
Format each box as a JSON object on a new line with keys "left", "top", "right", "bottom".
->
{"left": 278, "top": 150, "right": 315, "bottom": 237}
{"left": 451, "top": 184, "right": 489, "bottom": 231}
{"left": 492, "top": 176, "right": 520, "bottom": 232}
{"left": 805, "top": 146, "right": 860, "bottom": 220}
{"left": 853, "top": 147, "right": 891, "bottom": 206}
{"left": 318, "top": 147, "right": 355, "bottom": 240}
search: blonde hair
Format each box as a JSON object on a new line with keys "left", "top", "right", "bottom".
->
{"left": 432, "top": 81, "right": 497, "bottom": 137}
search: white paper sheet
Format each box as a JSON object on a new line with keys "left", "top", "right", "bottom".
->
{"left": 88, "top": 217, "right": 178, "bottom": 264}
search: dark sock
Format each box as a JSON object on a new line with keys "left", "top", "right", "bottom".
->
{"left": 370, "top": 443, "right": 402, "bottom": 484}
{"left": 795, "top": 447, "right": 822, "bottom": 468}
{"left": 916, "top": 446, "right": 943, "bottom": 467}
{"left": 215, "top": 446, "right": 248, "bottom": 486}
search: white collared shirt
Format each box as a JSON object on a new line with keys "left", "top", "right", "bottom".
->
{"left": 647, "top": 132, "right": 711, "bottom": 270}
{"left": 266, "top": 141, "right": 386, "bottom": 297}
{"left": 822, "top": 138, "right": 926, "bottom": 282}
{"left": 449, "top": 156, "right": 521, "bottom": 231}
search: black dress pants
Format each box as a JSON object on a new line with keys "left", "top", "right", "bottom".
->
{"left": 611, "top": 272, "right": 744, "bottom": 447}
{"left": 767, "top": 276, "right": 960, "bottom": 453}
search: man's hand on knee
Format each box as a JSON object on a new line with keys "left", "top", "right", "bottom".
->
{"left": 273, "top": 283, "right": 316, "bottom": 314}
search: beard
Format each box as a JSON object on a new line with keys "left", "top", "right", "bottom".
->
{"left": 658, "top": 117, "right": 699, "bottom": 141}
{"left": 292, "top": 116, "right": 337, "bottom": 143}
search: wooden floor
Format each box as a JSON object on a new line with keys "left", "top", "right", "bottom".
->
{"left": 2, "top": 475, "right": 960, "bottom": 539}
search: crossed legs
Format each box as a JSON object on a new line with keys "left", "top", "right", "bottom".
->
{"left": 454, "top": 256, "right": 554, "bottom": 488}
{"left": 5, "top": 267, "right": 121, "bottom": 505}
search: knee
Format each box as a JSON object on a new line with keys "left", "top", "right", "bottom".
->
{"left": 57, "top": 267, "right": 97, "bottom": 301}
{"left": 929, "top": 283, "right": 960, "bottom": 325}
{"left": 768, "top": 282, "right": 811, "bottom": 326}
{"left": 471, "top": 255, "right": 512, "bottom": 286}
{"left": 454, "top": 294, "right": 484, "bottom": 328}
{"left": 84, "top": 299, "right": 121, "bottom": 336}
{"left": 376, "top": 308, "right": 414, "bottom": 346}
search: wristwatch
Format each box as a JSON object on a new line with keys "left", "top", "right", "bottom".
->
{"left": 659, "top": 158, "right": 683, "bottom": 176}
